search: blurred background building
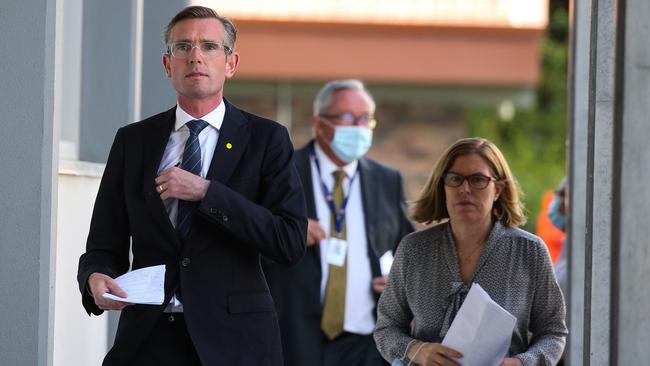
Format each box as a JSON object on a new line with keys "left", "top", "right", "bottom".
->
{"left": 204, "top": 0, "right": 548, "bottom": 202}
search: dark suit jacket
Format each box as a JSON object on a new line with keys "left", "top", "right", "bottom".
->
{"left": 77, "top": 101, "right": 307, "bottom": 366}
{"left": 262, "top": 141, "right": 414, "bottom": 366}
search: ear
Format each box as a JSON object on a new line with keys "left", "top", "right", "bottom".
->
{"left": 224, "top": 52, "right": 239, "bottom": 78}
{"left": 494, "top": 181, "right": 504, "bottom": 201}
{"left": 162, "top": 53, "right": 171, "bottom": 78}
{"left": 311, "top": 115, "right": 321, "bottom": 129}
{"left": 312, "top": 115, "right": 331, "bottom": 140}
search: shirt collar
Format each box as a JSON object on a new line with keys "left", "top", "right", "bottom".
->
{"left": 174, "top": 101, "right": 225, "bottom": 132}
{"left": 314, "top": 141, "right": 358, "bottom": 179}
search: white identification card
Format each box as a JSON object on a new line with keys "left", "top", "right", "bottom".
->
{"left": 326, "top": 237, "right": 348, "bottom": 267}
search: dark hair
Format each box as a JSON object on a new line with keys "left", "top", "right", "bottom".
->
{"left": 164, "top": 6, "right": 236, "bottom": 55}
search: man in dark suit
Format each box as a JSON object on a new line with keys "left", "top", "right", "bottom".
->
{"left": 77, "top": 6, "right": 307, "bottom": 366}
{"left": 262, "top": 79, "right": 414, "bottom": 366}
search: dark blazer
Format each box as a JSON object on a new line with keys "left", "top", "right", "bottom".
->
{"left": 262, "top": 141, "right": 414, "bottom": 366}
{"left": 77, "top": 101, "right": 307, "bottom": 366}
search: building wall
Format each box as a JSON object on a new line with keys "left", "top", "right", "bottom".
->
{"left": 53, "top": 163, "right": 107, "bottom": 366}
{"left": 233, "top": 20, "right": 544, "bottom": 86}
{"left": 0, "top": 0, "right": 56, "bottom": 364}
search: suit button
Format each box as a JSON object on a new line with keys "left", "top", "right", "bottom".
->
{"left": 181, "top": 258, "right": 191, "bottom": 267}
{"left": 222, "top": 214, "right": 228, "bottom": 222}
{"left": 168, "top": 315, "right": 175, "bottom": 322}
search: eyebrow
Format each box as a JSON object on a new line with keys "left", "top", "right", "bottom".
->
{"left": 446, "top": 171, "right": 491, "bottom": 177}
{"left": 173, "top": 38, "right": 220, "bottom": 43}
{"left": 447, "top": 170, "right": 489, "bottom": 177}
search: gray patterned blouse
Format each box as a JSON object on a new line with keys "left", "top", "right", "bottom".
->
{"left": 374, "top": 221, "right": 567, "bottom": 365}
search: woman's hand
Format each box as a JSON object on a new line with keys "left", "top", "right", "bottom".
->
{"left": 408, "top": 341, "right": 463, "bottom": 366}
{"left": 499, "top": 357, "right": 523, "bottom": 366}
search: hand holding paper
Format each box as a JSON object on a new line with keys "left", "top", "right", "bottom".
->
{"left": 442, "top": 283, "right": 516, "bottom": 366}
{"left": 102, "top": 264, "right": 166, "bottom": 305}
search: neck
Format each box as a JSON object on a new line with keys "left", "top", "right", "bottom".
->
{"left": 450, "top": 217, "right": 493, "bottom": 249}
{"left": 178, "top": 95, "right": 222, "bottom": 119}
{"left": 315, "top": 138, "right": 349, "bottom": 167}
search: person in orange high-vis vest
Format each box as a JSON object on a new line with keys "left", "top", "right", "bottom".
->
{"left": 536, "top": 190, "right": 565, "bottom": 264}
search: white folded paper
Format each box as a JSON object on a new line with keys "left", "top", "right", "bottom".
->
{"left": 102, "top": 264, "right": 166, "bottom": 305}
{"left": 379, "top": 250, "right": 394, "bottom": 276}
{"left": 442, "top": 283, "right": 516, "bottom": 366}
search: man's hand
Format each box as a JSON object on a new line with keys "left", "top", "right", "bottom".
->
{"left": 372, "top": 276, "right": 388, "bottom": 294}
{"left": 87, "top": 273, "right": 131, "bottom": 311}
{"left": 155, "top": 167, "right": 210, "bottom": 201}
{"left": 306, "top": 218, "right": 326, "bottom": 246}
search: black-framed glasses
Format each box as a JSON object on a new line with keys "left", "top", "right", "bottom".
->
{"left": 443, "top": 173, "right": 497, "bottom": 189}
{"left": 167, "top": 41, "right": 232, "bottom": 59}
{"left": 319, "top": 113, "right": 377, "bottom": 129}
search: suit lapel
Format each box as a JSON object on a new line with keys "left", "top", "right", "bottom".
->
{"left": 359, "top": 158, "right": 382, "bottom": 278}
{"left": 205, "top": 100, "right": 250, "bottom": 183}
{"left": 296, "top": 142, "right": 317, "bottom": 218}
{"left": 296, "top": 142, "right": 322, "bottom": 270}
{"left": 141, "top": 107, "right": 183, "bottom": 251}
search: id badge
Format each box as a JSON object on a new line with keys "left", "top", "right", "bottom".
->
{"left": 326, "top": 237, "right": 348, "bottom": 267}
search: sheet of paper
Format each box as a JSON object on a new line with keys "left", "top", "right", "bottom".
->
{"left": 102, "top": 264, "right": 165, "bottom": 305}
{"left": 442, "top": 283, "right": 516, "bottom": 366}
{"left": 379, "top": 250, "right": 394, "bottom": 276}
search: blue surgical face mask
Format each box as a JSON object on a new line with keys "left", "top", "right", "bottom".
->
{"left": 548, "top": 195, "right": 566, "bottom": 231}
{"left": 329, "top": 125, "right": 373, "bottom": 162}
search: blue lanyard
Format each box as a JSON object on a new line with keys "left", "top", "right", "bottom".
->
{"left": 310, "top": 145, "right": 358, "bottom": 235}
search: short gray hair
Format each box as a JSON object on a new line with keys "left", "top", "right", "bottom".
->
{"left": 313, "top": 79, "right": 376, "bottom": 116}
{"left": 164, "top": 6, "right": 236, "bottom": 55}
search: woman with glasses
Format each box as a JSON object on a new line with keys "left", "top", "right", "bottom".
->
{"left": 374, "top": 138, "right": 567, "bottom": 366}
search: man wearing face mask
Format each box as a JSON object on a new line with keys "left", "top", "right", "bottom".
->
{"left": 262, "top": 79, "right": 413, "bottom": 366}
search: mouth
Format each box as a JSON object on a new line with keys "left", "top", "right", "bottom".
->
{"left": 186, "top": 71, "right": 208, "bottom": 78}
{"left": 457, "top": 201, "right": 474, "bottom": 207}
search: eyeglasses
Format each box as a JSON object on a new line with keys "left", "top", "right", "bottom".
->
{"left": 319, "top": 113, "right": 377, "bottom": 129}
{"left": 167, "top": 41, "right": 232, "bottom": 59}
{"left": 443, "top": 173, "right": 497, "bottom": 190}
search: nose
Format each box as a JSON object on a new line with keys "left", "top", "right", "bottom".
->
{"left": 459, "top": 179, "right": 472, "bottom": 193}
{"left": 188, "top": 46, "right": 203, "bottom": 63}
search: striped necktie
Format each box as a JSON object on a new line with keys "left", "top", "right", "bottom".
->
{"left": 176, "top": 119, "right": 209, "bottom": 240}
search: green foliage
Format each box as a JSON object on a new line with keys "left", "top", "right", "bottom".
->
{"left": 467, "top": 5, "right": 568, "bottom": 232}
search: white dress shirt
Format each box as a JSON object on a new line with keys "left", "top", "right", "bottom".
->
{"left": 160, "top": 101, "right": 225, "bottom": 311}
{"left": 312, "top": 142, "right": 376, "bottom": 335}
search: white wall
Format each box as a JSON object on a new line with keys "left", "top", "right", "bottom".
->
{"left": 53, "top": 160, "right": 108, "bottom": 366}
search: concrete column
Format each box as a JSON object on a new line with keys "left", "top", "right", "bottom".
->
{"left": 584, "top": 0, "right": 618, "bottom": 364}
{"left": 566, "top": 0, "right": 590, "bottom": 361}
{"left": 55, "top": 0, "right": 83, "bottom": 159}
{"left": 0, "top": 0, "right": 57, "bottom": 365}
{"left": 79, "top": 0, "right": 136, "bottom": 163}
{"left": 613, "top": 0, "right": 650, "bottom": 363}
{"left": 140, "top": 0, "right": 190, "bottom": 119}
{"left": 570, "top": 0, "right": 650, "bottom": 363}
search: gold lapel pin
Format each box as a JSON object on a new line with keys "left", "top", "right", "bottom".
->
{"left": 226, "top": 142, "right": 233, "bottom": 150}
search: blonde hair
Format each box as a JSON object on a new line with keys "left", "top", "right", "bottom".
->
{"left": 411, "top": 137, "right": 526, "bottom": 227}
